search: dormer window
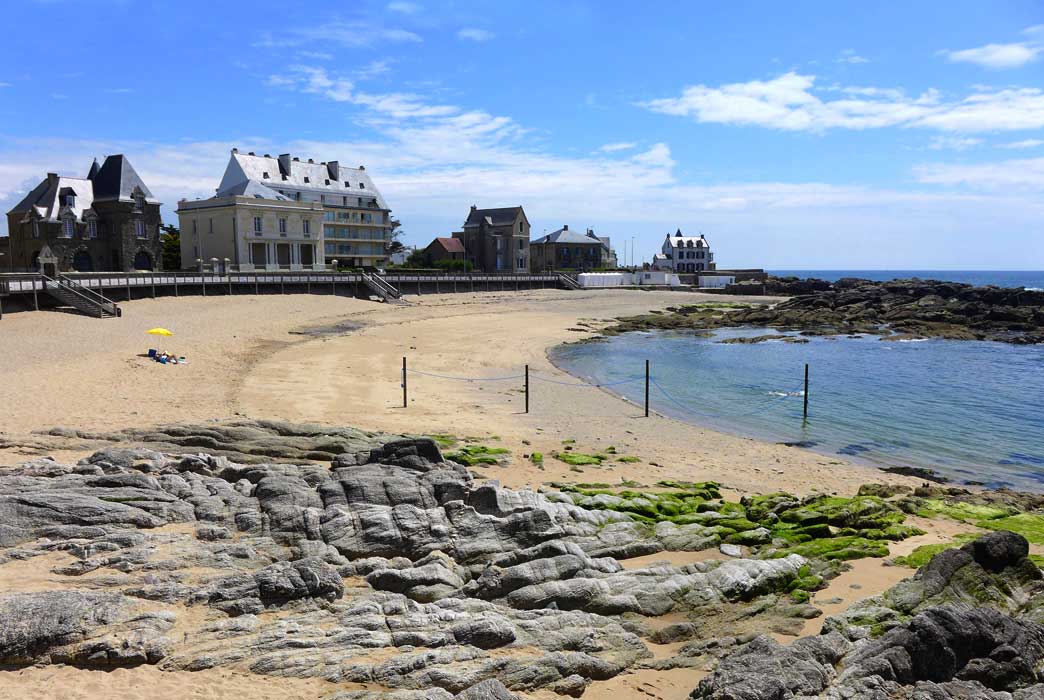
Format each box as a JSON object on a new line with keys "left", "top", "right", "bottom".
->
{"left": 262, "top": 171, "right": 270, "bottom": 179}
{"left": 303, "top": 176, "right": 310, "bottom": 183}
{"left": 135, "top": 220, "right": 146, "bottom": 238}
{"left": 344, "top": 181, "right": 350, "bottom": 187}
{"left": 65, "top": 193, "right": 75, "bottom": 206}
{"left": 134, "top": 192, "right": 145, "bottom": 211}
{"left": 61, "top": 217, "right": 75, "bottom": 238}
{"left": 358, "top": 182, "right": 365, "bottom": 189}
{"left": 87, "top": 218, "right": 98, "bottom": 239}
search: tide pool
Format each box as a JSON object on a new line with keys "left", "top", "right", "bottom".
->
{"left": 550, "top": 329, "right": 1044, "bottom": 490}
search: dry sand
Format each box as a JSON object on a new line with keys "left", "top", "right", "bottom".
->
{"left": 0, "top": 288, "right": 950, "bottom": 698}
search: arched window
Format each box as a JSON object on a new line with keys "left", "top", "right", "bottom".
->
{"left": 62, "top": 217, "right": 75, "bottom": 238}
{"left": 133, "top": 250, "right": 153, "bottom": 271}
{"left": 72, "top": 250, "right": 93, "bottom": 271}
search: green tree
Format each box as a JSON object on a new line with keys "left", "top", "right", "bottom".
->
{"left": 160, "top": 224, "right": 181, "bottom": 270}
{"left": 385, "top": 218, "right": 406, "bottom": 255}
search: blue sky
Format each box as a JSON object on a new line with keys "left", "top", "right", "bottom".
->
{"left": 1, "top": 0, "right": 1043, "bottom": 268}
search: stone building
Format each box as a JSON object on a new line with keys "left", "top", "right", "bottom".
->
{"left": 451, "top": 205, "right": 530, "bottom": 273}
{"left": 216, "top": 149, "right": 394, "bottom": 269}
{"left": 530, "top": 225, "right": 616, "bottom": 271}
{"left": 653, "top": 229, "right": 714, "bottom": 273}
{"left": 5, "top": 155, "right": 163, "bottom": 272}
{"left": 177, "top": 180, "right": 325, "bottom": 271}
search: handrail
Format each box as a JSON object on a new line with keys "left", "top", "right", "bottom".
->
{"left": 42, "top": 274, "right": 119, "bottom": 316}
{"left": 57, "top": 274, "right": 116, "bottom": 306}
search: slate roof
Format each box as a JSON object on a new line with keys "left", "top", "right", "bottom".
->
{"left": 218, "top": 151, "right": 389, "bottom": 210}
{"left": 463, "top": 206, "right": 524, "bottom": 228}
{"left": 665, "top": 229, "right": 709, "bottom": 248}
{"left": 90, "top": 154, "right": 157, "bottom": 203}
{"left": 531, "top": 226, "right": 603, "bottom": 246}
{"left": 428, "top": 236, "right": 465, "bottom": 254}
{"left": 215, "top": 179, "right": 292, "bottom": 201}
{"left": 8, "top": 176, "right": 95, "bottom": 222}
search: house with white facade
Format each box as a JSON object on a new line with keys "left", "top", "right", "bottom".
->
{"left": 216, "top": 149, "right": 394, "bottom": 268}
{"left": 177, "top": 179, "right": 324, "bottom": 271}
{"left": 653, "top": 229, "right": 714, "bottom": 273}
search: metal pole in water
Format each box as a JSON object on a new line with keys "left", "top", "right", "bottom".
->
{"left": 525, "top": 364, "right": 529, "bottom": 414}
{"left": 803, "top": 363, "right": 810, "bottom": 420}
{"left": 644, "top": 359, "right": 650, "bottom": 418}
{"left": 402, "top": 356, "right": 408, "bottom": 408}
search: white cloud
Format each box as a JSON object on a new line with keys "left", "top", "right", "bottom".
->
{"left": 837, "top": 49, "right": 868, "bottom": 64}
{"left": 387, "top": 1, "right": 420, "bottom": 13}
{"left": 355, "top": 60, "right": 392, "bottom": 80}
{"left": 256, "top": 21, "right": 421, "bottom": 50}
{"left": 641, "top": 72, "right": 1044, "bottom": 133}
{"left": 457, "top": 28, "right": 495, "bottom": 42}
{"left": 915, "top": 157, "right": 1044, "bottom": 192}
{"left": 597, "top": 142, "right": 638, "bottom": 153}
{"left": 104, "top": 87, "right": 134, "bottom": 94}
{"left": 928, "top": 135, "right": 982, "bottom": 151}
{"left": 296, "top": 50, "right": 334, "bottom": 61}
{"left": 999, "top": 139, "right": 1044, "bottom": 149}
{"left": 0, "top": 82, "right": 10, "bottom": 88}
{"left": 944, "top": 42, "right": 1042, "bottom": 69}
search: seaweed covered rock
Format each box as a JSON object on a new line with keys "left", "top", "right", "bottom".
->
{"left": 694, "top": 532, "right": 1044, "bottom": 699}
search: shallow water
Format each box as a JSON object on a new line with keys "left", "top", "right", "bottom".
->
{"left": 769, "top": 270, "right": 1044, "bottom": 290}
{"left": 550, "top": 329, "right": 1044, "bottom": 490}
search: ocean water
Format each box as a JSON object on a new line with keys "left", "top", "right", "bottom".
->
{"left": 769, "top": 270, "right": 1044, "bottom": 291}
{"left": 550, "top": 329, "right": 1044, "bottom": 490}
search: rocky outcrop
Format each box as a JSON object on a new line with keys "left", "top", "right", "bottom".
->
{"left": 693, "top": 531, "right": 1044, "bottom": 699}
{"left": 607, "top": 278, "right": 1044, "bottom": 344}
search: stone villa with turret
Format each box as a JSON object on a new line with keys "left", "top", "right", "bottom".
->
{"left": 5, "top": 155, "right": 163, "bottom": 273}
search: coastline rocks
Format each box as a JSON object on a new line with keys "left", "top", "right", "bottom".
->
{"left": 693, "top": 532, "right": 1044, "bottom": 699}
{"left": 608, "top": 278, "right": 1044, "bottom": 344}
{"left": 0, "top": 591, "right": 172, "bottom": 668}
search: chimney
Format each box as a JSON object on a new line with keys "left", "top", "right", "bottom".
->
{"left": 248, "top": 151, "right": 255, "bottom": 156}
{"left": 308, "top": 158, "right": 314, "bottom": 163}
{"left": 293, "top": 157, "right": 299, "bottom": 162}
{"left": 470, "top": 204, "right": 477, "bottom": 211}
{"left": 278, "top": 154, "right": 292, "bottom": 177}
{"left": 327, "top": 161, "right": 340, "bottom": 180}
{"left": 231, "top": 147, "right": 238, "bottom": 154}
{"left": 263, "top": 154, "right": 271, "bottom": 158}
{"left": 562, "top": 224, "right": 568, "bottom": 230}
{"left": 46, "top": 172, "right": 58, "bottom": 184}
{"left": 358, "top": 165, "right": 365, "bottom": 170}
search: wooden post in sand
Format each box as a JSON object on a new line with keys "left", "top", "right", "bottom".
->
{"left": 525, "top": 364, "right": 530, "bottom": 414}
{"left": 402, "top": 356, "right": 408, "bottom": 408}
{"left": 644, "top": 360, "right": 650, "bottom": 418}
{"left": 803, "top": 363, "right": 810, "bottom": 420}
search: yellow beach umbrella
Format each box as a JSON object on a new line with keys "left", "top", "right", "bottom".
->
{"left": 146, "top": 328, "right": 174, "bottom": 336}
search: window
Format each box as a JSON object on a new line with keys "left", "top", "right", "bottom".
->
{"left": 135, "top": 220, "right": 146, "bottom": 238}
{"left": 65, "top": 194, "right": 75, "bottom": 206}
{"left": 358, "top": 182, "right": 365, "bottom": 189}
{"left": 278, "top": 218, "right": 287, "bottom": 233}
{"left": 517, "top": 257, "right": 525, "bottom": 270}
{"left": 517, "top": 239, "right": 524, "bottom": 250}
{"left": 193, "top": 220, "right": 198, "bottom": 235}
{"left": 303, "top": 176, "right": 310, "bottom": 183}
{"left": 87, "top": 220, "right": 97, "bottom": 239}
{"left": 262, "top": 171, "right": 270, "bottom": 179}
{"left": 32, "top": 220, "right": 39, "bottom": 238}
{"left": 344, "top": 181, "right": 350, "bottom": 188}
{"left": 134, "top": 193, "right": 145, "bottom": 211}
{"left": 519, "top": 222, "right": 523, "bottom": 233}
{"left": 343, "top": 196, "right": 348, "bottom": 206}
{"left": 303, "top": 220, "right": 310, "bottom": 235}
{"left": 62, "top": 218, "right": 75, "bottom": 237}
{"left": 253, "top": 216, "right": 263, "bottom": 233}
{"left": 208, "top": 218, "right": 214, "bottom": 234}
{"left": 320, "top": 195, "right": 326, "bottom": 204}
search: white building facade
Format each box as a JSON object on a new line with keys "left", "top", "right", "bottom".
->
{"left": 653, "top": 229, "right": 714, "bottom": 273}
{"left": 177, "top": 180, "right": 325, "bottom": 271}
{"left": 217, "top": 149, "right": 394, "bottom": 268}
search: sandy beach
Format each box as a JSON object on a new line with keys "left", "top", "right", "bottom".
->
{"left": 1, "top": 288, "right": 921, "bottom": 496}
{"left": 0, "top": 289, "right": 968, "bottom": 700}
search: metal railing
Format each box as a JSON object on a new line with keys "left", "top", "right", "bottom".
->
{"left": 42, "top": 274, "right": 120, "bottom": 317}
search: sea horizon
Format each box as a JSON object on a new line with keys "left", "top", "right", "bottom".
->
{"left": 767, "top": 269, "right": 1044, "bottom": 290}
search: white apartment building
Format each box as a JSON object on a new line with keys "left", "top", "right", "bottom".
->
{"left": 217, "top": 149, "right": 394, "bottom": 268}
{"left": 653, "top": 229, "right": 714, "bottom": 273}
{"left": 177, "top": 180, "right": 324, "bottom": 271}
